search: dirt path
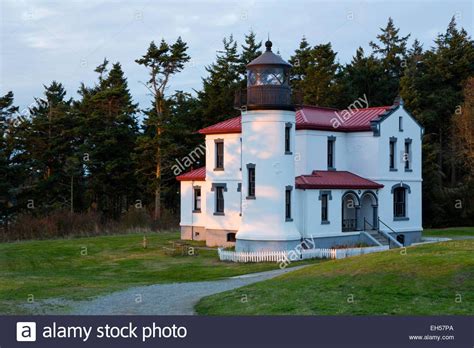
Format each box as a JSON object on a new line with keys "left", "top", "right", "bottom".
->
{"left": 54, "top": 265, "right": 307, "bottom": 315}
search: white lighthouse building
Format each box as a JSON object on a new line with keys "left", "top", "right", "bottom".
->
{"left": 236, "top": 40, "right": 301, "bottom": 251}
{"left": 177, "top": 40, "right": 424, "bottom": 252}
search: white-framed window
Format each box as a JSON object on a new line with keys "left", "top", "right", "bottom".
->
{"left": 285, "top": 123, "right": 292, "bottom": 154}
{"left": 285, "top": 186, "right": 292, "bottom": 221}
{"left": 193, "top": 187, "right": 201, "bottom": 212}
{"left": 389, "top": 137, "right": 397, "bottom": 171}
{"left": 247, "top": 163, "right": 256, "bottom": 199}
{"left": 327, "top": 136, "right": 336, "bottom": 170}
{"left": 393, "top": 187, "right": 406, "bottom": 218}
{"left": 212, "top": 183, "right": 227, "bottom": 215}
{"left": 404, "top": 138, "right": 412, "bottom": 171}
{"left": 215, "top": 139, "right": 224, "bottom": 170}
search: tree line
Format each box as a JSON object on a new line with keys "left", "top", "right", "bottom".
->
{"left": 0, "top": 17, "right": 472, "bottom": 239}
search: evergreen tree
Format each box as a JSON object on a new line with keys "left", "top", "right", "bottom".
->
{"left": 0, "top": 92, "right": 19, "bottom": 228}
{"left": 302, "top": 43, "right": 341, "bottom": 107}
{"left": 289, "top": 36, "right": 313, "bottom": 94}
{"left": 370, "top": 17, "right": 410, "bottom": 76}
{"left": 369, "top": 17, "right": 410, "bottom": 104}
{"left": 239, "top": 30, "right": 262, "bottom": 82}
{"left": 400, "top": 17, "right": 474, "bottom": 226}
{"left": 338, "top": 47, "right": 386, "bottom": 106}
{"left": 14, "top": 82, "right": 78, "bottom": 214}
{"left": 161, "top": 91, "right": 202, "bottom": 210}
{"left": 135, "top": 38, "right": 190, "bottom": 220}
{"left": 198, "top": 35, "right": 241, "bottom": 126}
{"left": 79, "top": 62, "right": 139, "bottom": 218}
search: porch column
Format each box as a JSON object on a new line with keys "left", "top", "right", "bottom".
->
{"left": 372, "top": 205, "right": 378, "bottom": 229}
{"left": 355, "top": 205, "right": 361, "bottom": 230}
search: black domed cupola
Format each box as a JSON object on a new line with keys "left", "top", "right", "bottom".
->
{"left": 241, "top": 39, "right": 294, "bottom": 111}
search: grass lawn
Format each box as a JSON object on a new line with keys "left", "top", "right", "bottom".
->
{"left": 196, "top": 240, "right": 474, "bottom": 315}
{"left": 0, "top": 231, "right": 310, "bottom": 314}
{"left": 423, "top": 226, "right": 474, "bottom": 237}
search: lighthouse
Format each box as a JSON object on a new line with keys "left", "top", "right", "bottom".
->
{"left": 235, "top": 40, "right": 301, "bottom": 252}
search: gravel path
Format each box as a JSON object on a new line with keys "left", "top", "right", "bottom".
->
{"left": 66, "top": 265, "right": 307, "bottom": 315}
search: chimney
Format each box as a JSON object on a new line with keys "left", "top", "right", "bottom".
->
{"left": 393, "top": 96, "right": 404, "bottom": 106}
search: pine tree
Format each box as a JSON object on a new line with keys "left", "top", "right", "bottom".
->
{"left": 80, "top": 62, "right": 139, "bottom": 218}
{"left": 400, "top": 17, "right": 474, "bottom": 226}
{"left": 369, "top": 17, "right": 410, "bottom": 104}
{"left": 338, "top": 47, "right": 386, "bottom": 106}
{"left": 161, "top": 91, "right": 202, "bottom": 210}
{"left": 135, "top": 38, "right": 190, "bottom": 220}
{"left": 14, "top": 82, "right": 78, "bottom": 214}
{"left": 239, "top": 30, "right": 262, "bottom": 82}
{"left": 0, "top": 92, "right": 19, "bottom": 228}
{"left": 289, "top": 36, "right": 312, "bottom": 93}
{"left": 198, "top": 35, "right": 241, "bottom": 126}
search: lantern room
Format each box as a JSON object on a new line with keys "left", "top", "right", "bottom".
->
{"left": 235, "top": 40, "right": 296, "bottom": 111}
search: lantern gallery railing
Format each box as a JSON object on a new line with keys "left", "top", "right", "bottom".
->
{"left": 234, "top": 86, "right": 302, "bottom": 110}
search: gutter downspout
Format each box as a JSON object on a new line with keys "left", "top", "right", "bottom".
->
{"left": 191, "top": 180, "right": 194, "bottom": 241}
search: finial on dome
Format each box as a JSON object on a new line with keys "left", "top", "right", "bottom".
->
{"left": 265, "top": 33, "right": 272, "bottom": 51}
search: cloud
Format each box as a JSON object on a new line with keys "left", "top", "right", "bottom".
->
{"left": 21, "top": 32, "right": 59, "bottom": 49}
{"left": 21, "top": 7, "right": 58, "bottom": 21}
{"left": 214, "top": 13, "right": 240, "bottom": 27}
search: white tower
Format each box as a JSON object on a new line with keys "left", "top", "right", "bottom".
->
{"left": 236, "top": 40, "right": 301, "bottom": 252}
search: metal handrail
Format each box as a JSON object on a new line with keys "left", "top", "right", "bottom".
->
{"left": 378, "top": 218, "right": 403, "bottom": 248}
{"left": 363, "top": 217, "right": 377, "bottom": 231}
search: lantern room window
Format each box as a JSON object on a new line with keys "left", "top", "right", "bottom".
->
{"left": 238, "top": 39, "right": 295, "bottom": 111}
{"left": 247, "top": 68, "right": 288, "bottom": 86}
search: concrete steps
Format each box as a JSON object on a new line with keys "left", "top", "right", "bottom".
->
{"left": 369, "top": 232, "right": 389, "bottom": 246}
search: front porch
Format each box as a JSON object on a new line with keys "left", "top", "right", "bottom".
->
{"left": 341, "top": 190, "right": 379, "bottom": 232}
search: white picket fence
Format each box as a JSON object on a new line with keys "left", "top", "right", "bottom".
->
{"left": 218, "top": 249, "right": 289, "bottom": 263}
{"left": 218, "top": 245, "right": 389, "bottom": 263}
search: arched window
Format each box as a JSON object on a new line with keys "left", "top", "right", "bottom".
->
{"left": 393, "top": 187, "right": 406, "bottom": 218}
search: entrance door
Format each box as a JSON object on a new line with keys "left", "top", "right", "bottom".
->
{"left": 342, "top": 192, "right": 358, "bottom": 232}
{"left": 360, "top": 192, "right": 378, "bottom": 230}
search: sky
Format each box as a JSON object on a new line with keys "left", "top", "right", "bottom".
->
{"left": 1, "top": 0, "right": 473, "bottom": 113}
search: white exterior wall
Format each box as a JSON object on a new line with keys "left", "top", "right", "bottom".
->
{"left": 179, "top": 105, "right": 423, "bottom": 247}
{"left": 345, "top": 132, "right": 379, "bottom": 177}
{"left": 372, "top": 107, "right": 423, "bottom": 233}
{"left": 179, "top": 180, "right": 207, "bottom": 227}
{"left": 204, "top": 133, "right": 242, "bottom": 231}
{"left": 292, "top": 106, "right": 422, "bottom": 236}
{"left": 237, "top": 109, "right": 301, "bottom": 242}
{"left": 298, "top": 189, "right": 344, "bottom": 237}
{"left": 295, "top": 130, "right": 348, "bottom": 175}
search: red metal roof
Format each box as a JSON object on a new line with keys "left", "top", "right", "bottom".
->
{"left": 198, "top": 106, "right": 391, "bottom": 134}
{"left": 296, "top": 105, "right": 391, "bottom": 132}
{"left": 295, "top": 170, "right": 384, "bottom": 189}
{"left": 176, "top": 166, "right": 206, "bottom": 181}
{"left": 198, "top": 116, "right": 242, "bottom": 135}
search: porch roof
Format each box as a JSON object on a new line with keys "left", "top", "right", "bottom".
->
{"left": 295, "top": 170, "right": 384, "bottom": 190}
{"left": 176, "top": 166, "right": 206, "bottom": 181}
